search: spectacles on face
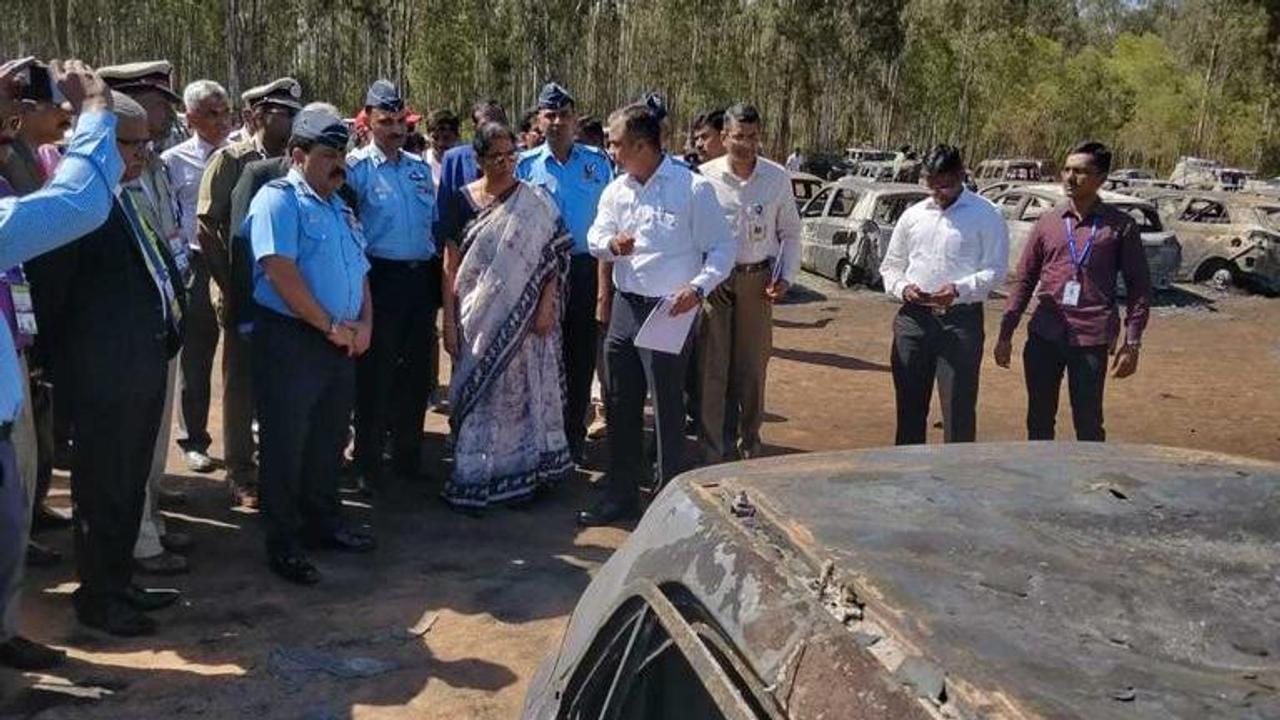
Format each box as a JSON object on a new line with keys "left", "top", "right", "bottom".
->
{"left": 118, "top": 136, "right": 152, "bottom": 151}
{"left": 483, "top": 150, "right": 517, "bottom": 164}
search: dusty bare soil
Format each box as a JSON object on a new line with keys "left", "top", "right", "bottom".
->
{"left": 1, "top": 277, "right": 1277, "bottom": 719}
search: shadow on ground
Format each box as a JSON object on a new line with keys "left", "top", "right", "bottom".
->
{"left": 0, "top": 423, "right": 618, "bottom": 719}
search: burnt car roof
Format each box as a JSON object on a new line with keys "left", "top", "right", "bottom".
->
{"left": 683, "top": 442, "right": 1280, "bottom": 718}
{"left": 1011, "top": 183, "right": 1155, "bottom": 206}
{"left": 829, "top": 176, "right": 927, "bottom": 195}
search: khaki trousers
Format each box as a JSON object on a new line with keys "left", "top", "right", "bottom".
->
{"left": 697, "top": 265, "right": 773, "bottom": 463}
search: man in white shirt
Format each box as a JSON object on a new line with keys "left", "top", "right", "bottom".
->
{"left": 879, "top": 145, "right": 1008, "bottom": 445}
{"left": 161, "top": 79, "right": 232, "bottom": 474}
{"left": 697, "top": 104, "right": 801, "bottom": 462}
{"left": 581, "top": 103, "right": 736, "bottom": 526}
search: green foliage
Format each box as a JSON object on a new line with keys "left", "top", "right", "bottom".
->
{"left": 3, "top": 0, "right": 1278, "bottom": 172}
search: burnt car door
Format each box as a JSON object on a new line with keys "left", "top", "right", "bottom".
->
{"left": 853, "top": 192, "right": 927, "bottom": 286}
{"left": 1006, "top": 192, "right": 1052, "bottom": 273}
{"left": 798, "top": 186, "right": 834, "bottom": 276}
{"left": 818, "top": 186, "right": 863, "bottom": 281}
{"left": 1160, "top": 195, "right": 1234, "bottom": 280}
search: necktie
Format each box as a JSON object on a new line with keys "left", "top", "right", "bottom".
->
{"left": 120, "top": 190, "right": 183, "bottom": 334}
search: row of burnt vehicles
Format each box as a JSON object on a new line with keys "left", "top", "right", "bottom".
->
{"left": 789, "top": 160, "right": 1280, "bottom": 296}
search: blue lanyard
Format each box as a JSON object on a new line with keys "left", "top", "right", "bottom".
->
{"left": 1062, "top": 215, "right": 1099, "bottom": 275}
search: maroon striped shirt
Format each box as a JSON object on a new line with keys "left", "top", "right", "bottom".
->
{"left": 1000, "top": 201, "right": 1151, "bottom": 348}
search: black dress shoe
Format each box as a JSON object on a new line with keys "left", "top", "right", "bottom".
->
{"left": 121, "top": 585, "right": 181, "bottom": 612}
{"left": 576, "top": 498, "right": 640, "bottom": 527}
{"left": 26, "top": 540, "right": 62, "bottom": 567}
{"left": 76, "top": 599, "right": 156, "bottom": 637}
{"left": 229, "top": 480, "right": 259, "bottom": 509}
{"left": 160, "top": 532, "right": 194, "bottom": 554}
{"left": 269, "top": 554, "right": 321, "bottom": 585}
{"left": 304, "top": 528, "right": 377, "bottom": 553}
{"left": 0, "top": 636, "right": 66, "bottom": 670}
{"left": 32, "top": 504, "right": 72, "bottom": 531}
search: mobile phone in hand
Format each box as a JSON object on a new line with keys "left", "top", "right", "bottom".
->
{"left": 19, "top": 63, "right": 66, "bottom": 105}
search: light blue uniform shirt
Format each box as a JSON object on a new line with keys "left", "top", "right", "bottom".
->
{"left": 344, "top": 144, "right": 438, "bottom": 261}
{"left": 517, "top": 143, "right": 612, "bottom": 254}
{"left": 247, "top": 168, "right": 370, "bottom": 322}
{"left": 0, "top": 110, "right": 123, "bottom": 422}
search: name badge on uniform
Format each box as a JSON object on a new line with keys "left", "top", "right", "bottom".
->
{"left": 10, "top": 282, "right": 37, "bottom": 335}
{"left": 744, "top": 203, "right": 766, "bottom": 243}
{"left": 1062, "top": 280, "right": 1082, "bottom": 307}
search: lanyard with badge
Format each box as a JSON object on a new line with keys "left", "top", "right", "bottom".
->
{"left": 1061, "top": 215, "right": 1098, "bottom": 307}
{"left": 8, "top": 267, "right": 37, "bottom": 336}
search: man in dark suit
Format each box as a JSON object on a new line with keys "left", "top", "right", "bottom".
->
{"left": 26, "top": 92, "right": 186, "bottom": 637}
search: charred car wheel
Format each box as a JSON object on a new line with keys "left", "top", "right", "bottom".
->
{"left": 837, "top": 260, "right": 857, "bottom": 288}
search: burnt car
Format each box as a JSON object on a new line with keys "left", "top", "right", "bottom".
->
{"left": 1169, "top": 156, "right": 1250, "bottom": 192}
{"left": 798, "top": 152, "right": 853, "bottom": 181}
{"left": 852, "top": 159, "right": 921, "bottom": 184}
{"left": 978, "top": 179, "right": 1034, "bottom": 200}
{"left": 1145, "top": 191, "right": 1280, "bottom": 293}
{"left": 991, "top": 184, "right": 1183, "bottom": 290}
{"left": 797, "top": 178, "right": 927, "bottom": 287}
{"left": 522, "top": 443, "right": 1280, "bottom": 719}
{"left": 788, "top": 171, "right": 824, "bottom": 213}
{"left": 972, "top": 158, "right": 1052, "bottom": 187}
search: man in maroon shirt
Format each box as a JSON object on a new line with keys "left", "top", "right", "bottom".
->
{"left": 995, "top": 141, "right": 1150, "bottom": 441}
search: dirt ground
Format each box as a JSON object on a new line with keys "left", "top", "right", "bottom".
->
{"left": 1, "top": 277, "right": 1277, "bottom": 719}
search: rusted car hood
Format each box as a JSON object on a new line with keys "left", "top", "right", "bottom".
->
{"left": 704, "top": 442, "right": 1280, "bottom": 718}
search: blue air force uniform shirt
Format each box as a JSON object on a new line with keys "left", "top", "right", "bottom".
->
{"left": 246, "top": 168, "right": 370, "bottom": 321}
{"left": 344, "top": 143, "right": 438, "bottom": 261}
{"left": 516, "top": 142, "right": 612, "bottom": 255}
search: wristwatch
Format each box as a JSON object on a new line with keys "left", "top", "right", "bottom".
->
{"left": 692, "top": 285, "right": 706, "bottom": 300}
{"left": 327, "top": 316, "right": 341, "bottom": 335}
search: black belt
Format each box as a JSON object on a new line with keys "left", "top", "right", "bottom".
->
{"left": 255, "top": 304, "right": 324, "bottom": 333}
{"left": 618, "top": 290, "right": 662, "bottom": 304}
{"left": 368, "top": 256, "right": 435, "bottom": 271}
{"left": 905, "top": 301, "right": 983, "bottom": 318}
{"left": 735, "top": 259, "right": 773, "bottom": 273}
{"left": 0, "top": 421, "right": 12, "bottom": 441}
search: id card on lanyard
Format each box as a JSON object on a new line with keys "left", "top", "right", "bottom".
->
{"left": 9, "top": 268, "right": 37, "bottom": 336}
{"left": 1062, "top": 216, "right": 1098, "bottom": 307}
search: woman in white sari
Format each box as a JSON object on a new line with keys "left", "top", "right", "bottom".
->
{"left": 442, "top": 123, "right": 573, "bottom": 510}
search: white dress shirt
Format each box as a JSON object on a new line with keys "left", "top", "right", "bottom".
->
{"left": 588, "top": 156, "right": 736, "bottom": 297}
{"left": 162, "top": 133, "right": 226, "bottom": 251}
{"left": 879, "top": 189, "right": 1009, "bottom": 305}
{"left": 426, "top": 147, "right": 444, "bottom": 186}
{"left": 699, "top": 155, "right": 803, "bottom": 283}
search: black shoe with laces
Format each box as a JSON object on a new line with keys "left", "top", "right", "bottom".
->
{"left": 576, "top": 498, "right": 641, "bottom": 527}
{"left": 269, "top": 554, "right": 321, "bottom": 585}
{"left": 122, "top": 585, "right": 181, "bottom": 612}
{"left": 76, "top": 598, "right": 156, "bottom": 637}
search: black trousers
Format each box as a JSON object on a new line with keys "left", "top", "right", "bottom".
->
{"left": 1023, "top": 333, "right": 1108, "bottom": 442}
{"left": 29, "top": 374, "right": 54, "bottom": 514}
{"left": 890, "top": 303, "right": 984, "bottom": 445}
{"left": 604, "top": 291, "right": 690, "bottom": 505}
{"left": 254, "top": 308, "right": 354, "bottom": 557}
{"left": 563, "top": 255, "right": 599, "bottom": 454}
{"left": 67, "top": 336, "right": 167, "bottom": 607}
{"left": 176, "top": 252, "right": 219, "bottom": 453}
{"left": 353, "top": 258, "right": 440, "bottom": 481}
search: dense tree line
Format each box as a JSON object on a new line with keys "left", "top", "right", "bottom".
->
{"left": 5, "top": 0, "right": 1280, "bottom": 173}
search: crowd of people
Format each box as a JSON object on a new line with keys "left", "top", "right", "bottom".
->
{"left": 0, "top": 56, "right": 1150, "bottom": 669}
